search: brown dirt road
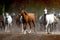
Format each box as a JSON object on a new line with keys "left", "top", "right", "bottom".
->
{"left": 0, "top": 32, "right": 60, "bottom": 40}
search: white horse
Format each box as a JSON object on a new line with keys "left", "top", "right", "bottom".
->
{"left": 5, "top": 13, "right": 12, "bottom": 32}
{"left": 39, "top": 8, "right": 59, "bottom": 34}
{"left": 45, "top": 8, "right": 59, "bottom": 34}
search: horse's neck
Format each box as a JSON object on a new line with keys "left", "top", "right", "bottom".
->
{"left": 22, "top": 12, "right": 27, "bottom": 18}
{"left": 22, "top": 14, "right": 26, "bottom": 20}
{"left": 44, "top": 14, "right": 46, "bottom": 21}
{"left": 44, "top": 14, "right": 47, "bottom": 25}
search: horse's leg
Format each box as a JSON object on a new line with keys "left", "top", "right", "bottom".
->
{"left": 45, "top": 22, "right": 49, "bottom": 34}
{"left": 54, "top": 23, "right": 56, "bottom": 31}
{"left": 50, "top": 24, "right": 53, "bottom": 32}
{"left": 53, "top": 23, "right": 56, "bottom": 32}
{"left": 0, "top": 22, "right": 2, "bottom": 30}
{"left": 28, "top": 22, "right": 32, "bottom": 33}
{"left": 48, "top": 24, "right": 52, "bottom": 34}
{"left": 2, "top": 21, "right": 5, "bottom": 30}
{"left": 9, "top": 23, "right": 12, "bottom": 32}
{"left": 40, "top": 22, "right": 43, "bottom": 31}
{"left": 23, "top": 23, "right": 27, "bottom": 34}
{"left": 21, "top": 23, "right": 24, "bottom": 33}
{"left": 6, "top": 24, "right": 10, "bottom": 32}
{"left": 32, "top": 21, "right": 36, "bottom": 33}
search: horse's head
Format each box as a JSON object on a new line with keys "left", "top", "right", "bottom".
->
{"left": 19, "top": 9, "right": 28, "bottom": 16}
{"left": 6, "top": 13, "right": 9, "bottom": 16}
{"left": 44, "top": 8, "right": 47, "bottom": 14}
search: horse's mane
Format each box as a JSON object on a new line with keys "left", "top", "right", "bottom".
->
{"left": 23, "top": 10, "right": 28, "bottom": 15}
{"left": 24, "top": 11, "right": 27, "bottom": 15}
{"left": 19, "top": 8, "right": 28, "bottom": 15}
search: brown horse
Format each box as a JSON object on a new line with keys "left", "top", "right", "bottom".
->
{"left": 12, "top": 13, "right": 22, "bottom": 27}
{"left": 0, "top": 15, "right": 5, "bottom": 30}
{"left": 19, "top": 9, "right": 36, "bottom": 34}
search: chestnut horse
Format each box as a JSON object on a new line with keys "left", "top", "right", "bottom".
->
{"left": 19, "top": 9, "right": 36, "bottom": 34}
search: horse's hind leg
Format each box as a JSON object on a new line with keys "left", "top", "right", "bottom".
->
{"left": 32, "top": 21, "right": 36, "bottom": 33}
{"left": 29, "top": 22, "right": 32, "bottom": 33}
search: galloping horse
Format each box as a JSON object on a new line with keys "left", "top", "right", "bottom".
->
{"left": 19, "top": 9, "right": 36, "bottom": 34}
{"left": 43, "top": 8, "right": 59, "bottom": 34}
{"left": 5, "top": 13, "right": 12, "bottom": 32}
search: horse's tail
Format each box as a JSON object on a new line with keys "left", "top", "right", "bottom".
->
{"left": 34, "top": 13, "right": 37, "bottom": 22}
{"left": 54, "top": 16, "right": 59, "bottom": 24}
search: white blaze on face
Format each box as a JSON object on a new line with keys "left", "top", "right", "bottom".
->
{"left": 44, "top": 8, "right": 47, "bottom": 14}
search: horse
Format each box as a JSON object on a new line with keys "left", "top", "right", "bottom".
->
{"left": 43, "top": 8, "right": 59, "bottom": 34}
{"left": 39, "top": 15, "right": 46, "bottom": 31}
{"left": 19, "top": 9, "right": 36, "bottom": 34}
{"left": 39, "top": 14, "right": 59, "bottom": 32}
{"left": 10, "top": 13, "right": 23, "bottom": 32}
{"left": 10, "top": 13, "right": 16, "bottom": 25}
{"left": 5, "top": 13, "right": 12, "bottom": 32}
{"left": 0, "top": 15, "right": 5, "bottom": 30}
{"left": 14, "top": 14, "right": 22, "bottom": 27}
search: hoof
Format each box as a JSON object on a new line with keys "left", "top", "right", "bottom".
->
{"left": 28, "top": 30, "right": 31, "bottom": 33}
{"left": 23, "top": 30, "right": 27, "bottom": 34}
{"left": 47, "top": 32, "right": 51, "bottom": 34}
{"left": 24, "top": 31, "right": 26, "bottom": 34}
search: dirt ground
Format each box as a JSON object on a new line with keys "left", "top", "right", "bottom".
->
{"left": 0, "top": 18, "right": 60, "bottom": 40}
{"left": 0, "top": 32, "right": 60, "bottom": 40}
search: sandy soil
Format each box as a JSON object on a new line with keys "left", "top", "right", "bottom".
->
{"left": 0, "top": 32, "right": 60, "bottom": 40}
{"left": 0, "top": 18, "right": 60, "bottom": 40}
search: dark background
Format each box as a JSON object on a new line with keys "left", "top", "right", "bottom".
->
{"left": 0, "top": 0, "right": 60, "bottom": 15}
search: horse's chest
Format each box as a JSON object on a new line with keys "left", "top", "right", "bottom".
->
{"left": 23, "top": 16, "right": 28, "bottom": 22}
{"left": 43, "top": 20, "right": 47, "bottom": 25}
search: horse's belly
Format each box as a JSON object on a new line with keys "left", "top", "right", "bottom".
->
{"left": 46, "top": 15, "right": 54, "bottom": 24}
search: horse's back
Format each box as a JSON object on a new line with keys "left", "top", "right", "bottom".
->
{"left": 28, "top": 13, "right": 36, "bottom": 20}
{"left": 46, "top": 14, "right": 54, "bottom": 24}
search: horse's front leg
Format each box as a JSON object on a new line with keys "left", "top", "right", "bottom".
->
{"left": 9, "top": 23, "right": 13, "bottom": 32}
{"left": 5, "top": 24, "right": 10, "bottom": 32}
{"left": 21, "top": 23, "right": 24, "bottom": 33}
{"left": 23, "top": 23, "right": 27, "bottom": 34}
{"left": 2, "top": 21, "right": 5, "bottom": 30}
{"left": 45, "top": 22, "right": 49, "bottom": 34}
{"left": 7, "top": 24, "right": 10, "bottom": 32}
